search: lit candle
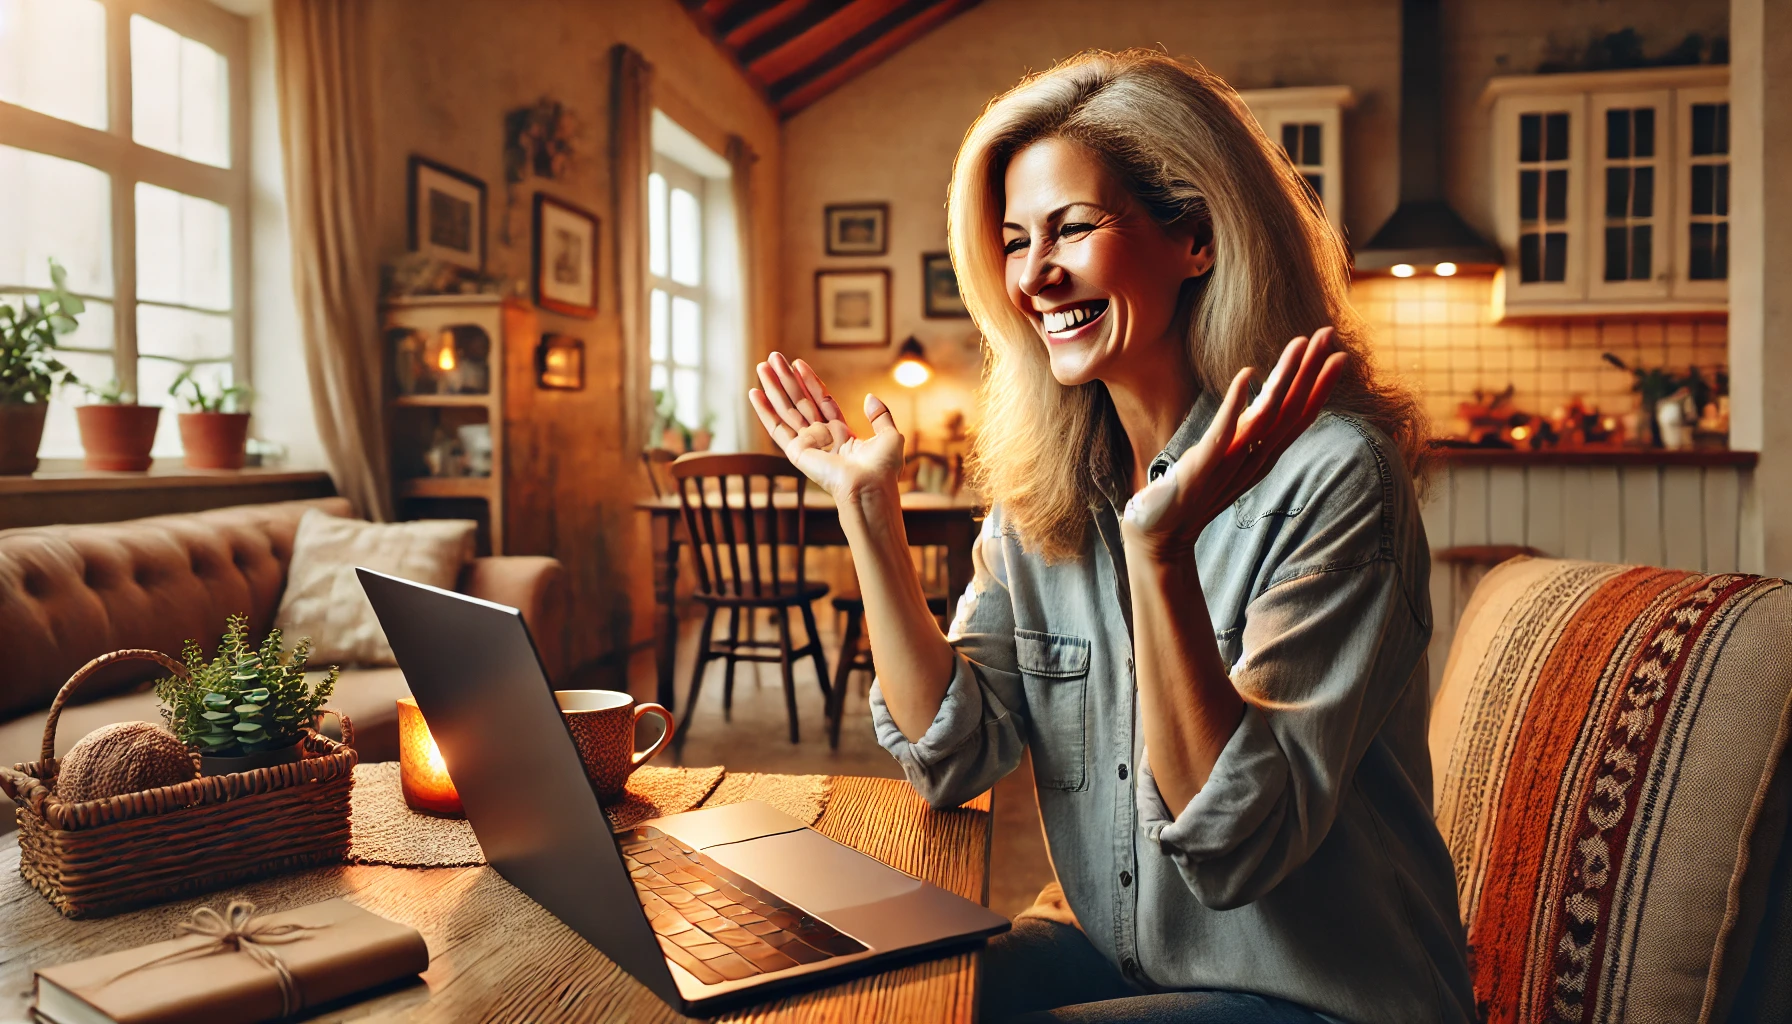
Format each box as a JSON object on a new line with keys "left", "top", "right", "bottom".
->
{"left": 436, "top": 333, "right": 461, "bottom": 395}
{"left": 397, "top": 697, "right": 463, "bottom": 817}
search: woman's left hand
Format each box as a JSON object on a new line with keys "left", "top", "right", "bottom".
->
{"left": 1121, "top": 327, "right": 1348, "bottom": 560}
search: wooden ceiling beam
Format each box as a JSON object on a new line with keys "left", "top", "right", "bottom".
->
{"left": 735, "top": 0, "right": 855, "bottom": 67}
{"left": 746, "top": 0, "right": 914, "bottom": 85}
{"left": 771, "top": 0, "right": 979, "bottom": 116}
{"left": 714, "top": 0, "right": 797, "bottom": 40}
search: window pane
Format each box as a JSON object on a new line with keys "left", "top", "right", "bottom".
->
{"left": 1545, "top": 113, "right": 1569, "bottom": 161}
{"left": 1606, "top": 108, "right": 1629, "bottom": 159}
{"left": 0, "top": 145, "right": 112, "bottom": 295}
{"left": 1519, "top": 233, "right": 1540, "bottom": 283}
{"left": 648, "top": 173, "right": 668, "bottom": 277}
{"left": 141, "top": 357, "right": 231, "bottom": 456}
{"left": 1631, "top": 225, "right": 1651, "bottom": 281}
{"left": 1543, "top": 232, "right": 1568, "bottom": 281}
{"left": 672, "top": 367, "right": 699, "bottom": 428}
{"left": 136, "top": 182, "right": 230, "bottom": 310}
{"left": 650, "top": 288, "right": 669, "bottom": 362}
{"left": 1281, "top": 123, "right": 1298, "bottom": 161}
{"left": 1631, "top": 166, "right": 1653, "bottom": 218}
{"left": 671, "top": 295, "right": 700, "bottom": 366}
{"left": 138, "top": 304, "right": 231, "bottom": 362}
{"left": 131, "top": 15, "right": 230, "bottom": 168}
{"left": 1519, "top": 114, "right": 1540, "bottom": 163}
{"left": 1301, "top": 124, "right": 1320, "bottom": 166}
{"left": 1544, "top": 169, "right": 1568, "bottom": 223}
{"left": 1633, "top": 108, "right": 1654, "bottom": 158}
{"left": 1519, "top": 169, "right": 1539, "bottom": 222}
{"left": 670, "top": 187, "right": 700, "bottom": 286}
{"left": 1604, "top": 226, "right": 1627, "bottom": 282}
{"left": 0, "top": 0, "right": 106, "bottom": 130}
{"left": 649, "top": 362, "right": 667, "bottom": 395}
{"left": 1715, "top": 164, "right": 1730, "bottom": 216}
{"left": 1604, "top": 167, "right": 1628, "bottom": 220}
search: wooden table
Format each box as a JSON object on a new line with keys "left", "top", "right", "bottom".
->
{"left": 0, "top": 777, "right": 993, "bottom": 1023}
{"left": 637, "top": 492, "right": 981, "bottom": 712}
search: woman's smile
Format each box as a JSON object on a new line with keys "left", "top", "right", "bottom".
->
{"left": 1040, "top": 299, "right": 1110, "bottom": 342}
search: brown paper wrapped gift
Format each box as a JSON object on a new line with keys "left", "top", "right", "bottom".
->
{"left": 33, "top": 899, "right": 429, "bottom": 1024}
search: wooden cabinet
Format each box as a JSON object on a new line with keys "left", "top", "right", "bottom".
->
{"left": 382, "top": 295, "right": 528, "bottom": 554}
{"left": 1484, "top": 66, "right": 1729, "bottom": 319}
{"left": 1238, "top": 86, "right": 1354, "bottom": 234}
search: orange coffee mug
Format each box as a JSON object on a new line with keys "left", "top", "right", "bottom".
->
{"left": 554, "top": 689, "right": 674, "bottom": 802}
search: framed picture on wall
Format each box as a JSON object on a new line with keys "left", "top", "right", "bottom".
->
{"left": 824, "top": 202, "right": 888, "bottom": 256}
{"left": 921, "top": 251, "right": 969, "bottom": 318}
{"left": 408, "top": 155, "right": 486, "bottom": 272}
{"left": 815, "top": 269, "right": 890, "bottom": 347}
{"left": 532, "top": 193, "right": 599, "bottom": 318}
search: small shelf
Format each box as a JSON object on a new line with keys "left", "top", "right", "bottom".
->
{"left": 393, "top": 393, "right": 495, "bottom": 408}
{"left": 398, "top": 476, "right": 497, "bottom": 498}
{"left": 1434, "top": 446, "right": 1757, "bottom": 468}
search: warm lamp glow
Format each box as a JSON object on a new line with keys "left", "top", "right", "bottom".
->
{"left": 893, "top": 336, "right": 932, "bottom": 388}
{"left": 1511, "top": 425, "right": 1531, "bottom": 441}
{"left": 398, "top": 697, "right": 463, "bottom": 817}
{"left": 894, "top": 359, "right": 931, "bottom": 388}
{"left": 437, "top": 338, "right": 457, "bottom": 372}
{"left": 1390, "top": 263, "right": 1416, "bottom": 278}
{"left": 1434, "top": 262, "right": 1459, "bottom": 277}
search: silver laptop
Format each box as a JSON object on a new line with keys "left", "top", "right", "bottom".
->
{"left": 357, "top": 568, "right": 1008, "bottom": 1016}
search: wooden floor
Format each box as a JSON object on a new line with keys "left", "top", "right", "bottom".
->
{"left": 619, "top": 608, "right": 1054, "bottom": 919}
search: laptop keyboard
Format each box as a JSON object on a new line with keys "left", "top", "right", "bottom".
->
{"left": 618, "top": 826, "right": 868, "bottom": 985}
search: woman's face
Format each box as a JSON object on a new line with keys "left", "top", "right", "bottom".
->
{"left": 1001, "top": 137, "right": 1213, "bottom": 387}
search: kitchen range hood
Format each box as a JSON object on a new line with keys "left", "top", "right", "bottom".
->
{"left": 1354, "top": 0, "right": 1502, "bottom": 272}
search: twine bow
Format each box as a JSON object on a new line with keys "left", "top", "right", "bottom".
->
{"left": 104, "top": 901, "right": 320, "bottom": 1017}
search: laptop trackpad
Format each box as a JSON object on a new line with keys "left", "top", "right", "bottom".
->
{"left": 704, "top": 829, "right": 923, "bottom": 914}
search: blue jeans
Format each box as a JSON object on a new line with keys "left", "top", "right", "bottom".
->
{"left": 983, "top": 918, "right": 1346, "bottom": 1024}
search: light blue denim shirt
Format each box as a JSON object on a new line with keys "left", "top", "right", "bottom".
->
{"left": 870, "top": 393, "right": 1474, "bottom": 1024}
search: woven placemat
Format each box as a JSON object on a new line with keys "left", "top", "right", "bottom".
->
{"left": 348, "top": 762, "right": 726, "bottom": 867}
{"left": 347, "top": 764, "right": 834, "bottom": 868}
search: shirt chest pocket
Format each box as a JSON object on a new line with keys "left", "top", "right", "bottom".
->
{"left": 1015, "top": 629, "right": 1091, "bottom": 792}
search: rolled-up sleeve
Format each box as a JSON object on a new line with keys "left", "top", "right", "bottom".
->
{"left": 871, "top": 510, "right": 1028, "bottom": 810}
{"left": 1137, "top": 553, "right": 1428, "bottom": 910}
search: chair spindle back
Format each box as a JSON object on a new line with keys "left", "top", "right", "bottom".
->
{"left": 670, "top": 453, "right": 810, "bottom": 601}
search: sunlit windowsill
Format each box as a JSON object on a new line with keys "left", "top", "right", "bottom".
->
{"left": 0, "top": 459, "right": 332, "bottom": 494}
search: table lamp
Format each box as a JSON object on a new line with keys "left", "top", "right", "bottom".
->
{"left": 397, "top": 697, "right": 464, "bottom": 817}
{"left": 893, "top": 337, "right": 931, "bottom": 454}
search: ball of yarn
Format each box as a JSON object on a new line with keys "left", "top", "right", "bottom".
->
{"left": 56, "top": 722, "right": 197, "bottom": 803}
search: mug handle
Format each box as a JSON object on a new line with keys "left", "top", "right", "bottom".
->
{"left": 629, "top": 702, "right": 675, "bottom": 773}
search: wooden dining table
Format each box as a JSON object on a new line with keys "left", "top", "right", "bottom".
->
{"left": 635, "top": 491, "right": 982, "bottom": 712}
{"left": 0, "top": 776, "right": 994, "bottom": 1023}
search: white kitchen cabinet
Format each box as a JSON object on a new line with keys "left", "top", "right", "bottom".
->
{"left": 1484, "top": 66, "right": 1729, "bottom": 319}
{"left": 1238, "top": 86, "right": 1354, "bottom": 235}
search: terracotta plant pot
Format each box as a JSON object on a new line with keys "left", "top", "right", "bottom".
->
{"left": 177, "top": 411, "right": 251, "bottom": 470}
{"left": 0, "top": 402, "right": 48, "bottom": 475}
{"left": 76, "top": 404, "right": 161, "bottom": 471}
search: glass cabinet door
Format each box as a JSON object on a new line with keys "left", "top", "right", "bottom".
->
{"left": 1588, "top": 90, "right": 1669, "bottom": 300}
{"left": 1675, "top": 86, "right": 1729, "bottom": 300}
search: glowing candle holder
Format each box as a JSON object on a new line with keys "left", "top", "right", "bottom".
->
{"left": 397, "top": 697, "right": 463, "bottom": 817}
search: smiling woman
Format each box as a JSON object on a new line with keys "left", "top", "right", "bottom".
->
{"left": 748, "top": 49, "right": 1469, "bottom": 1024}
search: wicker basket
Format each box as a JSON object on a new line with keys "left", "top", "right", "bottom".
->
{"left": 0, "top": 649, "right": 358, "bottom": 918}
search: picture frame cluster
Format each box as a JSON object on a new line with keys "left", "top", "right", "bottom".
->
{"left": 815, "top": 202, "right": 968, "bottom": 350}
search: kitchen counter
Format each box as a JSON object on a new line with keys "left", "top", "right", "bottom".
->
{"left": 1433, "top": 447, "right": 1757, "bottom": 468}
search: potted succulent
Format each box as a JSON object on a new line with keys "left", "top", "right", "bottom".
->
{"left": 73, "top": 378, "right": 161, "bottom": 471}
{"left": 0, "top": 259, "right": 82, "bottom": 475}
{"left": 169, "top": 367, "right": 254, "bottom": 469}
{"left": 157, "top": 614, "right": 340, "bottom": 775}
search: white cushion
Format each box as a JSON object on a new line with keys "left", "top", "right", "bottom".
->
{"left": 273, "top": 510, "right": 475, "bottom": 667}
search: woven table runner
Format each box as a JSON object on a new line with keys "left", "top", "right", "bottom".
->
{"left": 348, "top": 763, "right": 832, "bottom": 867}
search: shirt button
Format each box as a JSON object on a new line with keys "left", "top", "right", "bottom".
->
{"left": 1120, "top": 870, "right": 1133, "bottom": 887}
{"left": 1117, "top": 763, "right": 1129, "bottom": 780}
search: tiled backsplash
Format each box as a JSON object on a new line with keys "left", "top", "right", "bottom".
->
{"left": 1353, "top": 275, "right": 1728, "bottom": 437}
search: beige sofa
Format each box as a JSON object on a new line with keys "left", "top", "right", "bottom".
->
{"left": 0, "top": 498, "right": 566, "bottom": 832}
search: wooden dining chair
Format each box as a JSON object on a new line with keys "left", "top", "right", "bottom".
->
{"left": 640, "top": 447, "right": 678, "bottom": 498}
{"left": 670, "top": 453, "right": 831, "bottom": 744}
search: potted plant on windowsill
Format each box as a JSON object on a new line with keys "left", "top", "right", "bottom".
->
{"left": 156, "top": 614, "right": 340, "bottom": 776}
{"left": 0, "top": 259, "right": 82, "bottom": 475}
{"left": 169, "top": 367, "right": 253, "bottom": 469}
{"left": 73, "top": 378, "right": 161, "bottom": 471}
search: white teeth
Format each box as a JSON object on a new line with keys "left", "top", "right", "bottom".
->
{"left": 1042, "top": 304, "right": 1098, "bottom": 334}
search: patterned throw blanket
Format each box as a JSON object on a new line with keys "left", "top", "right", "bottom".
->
{"left": 1430, "top": 558, "right": 1792, "bottom": 1024}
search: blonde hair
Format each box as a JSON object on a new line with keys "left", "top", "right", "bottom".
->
{"left": 949, "top": 49, "right": 1428, "bottom": 561}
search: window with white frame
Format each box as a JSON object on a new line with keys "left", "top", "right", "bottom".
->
{"left": 646, "top": 109, "right": 740, "bottom": 450}
{"left": 0, "top": 0, "right": 247, "bottom": 459}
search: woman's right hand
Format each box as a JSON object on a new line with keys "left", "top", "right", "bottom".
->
{"left": 750, "top": 351, "right": 905, "bottom": 503}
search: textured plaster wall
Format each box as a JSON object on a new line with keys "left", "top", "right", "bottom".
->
{"left": 366, "top": 0, "right": 779, "bottom": 665}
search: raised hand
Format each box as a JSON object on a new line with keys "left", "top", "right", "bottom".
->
{"left": 1122, "top": 327, "right": 1348, "bottom": 558}
{"left": 749, "top": 351, "right": 905, "bottom": 500}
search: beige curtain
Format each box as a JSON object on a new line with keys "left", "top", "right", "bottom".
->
{"left": 726, "top": 135, "right": 760, "bottom": 452}
{"left": 611, "top": 45, "right": 653, "bottom": 457}
{"left": 273, "top": 0, "right": 392, "bottom": 521}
